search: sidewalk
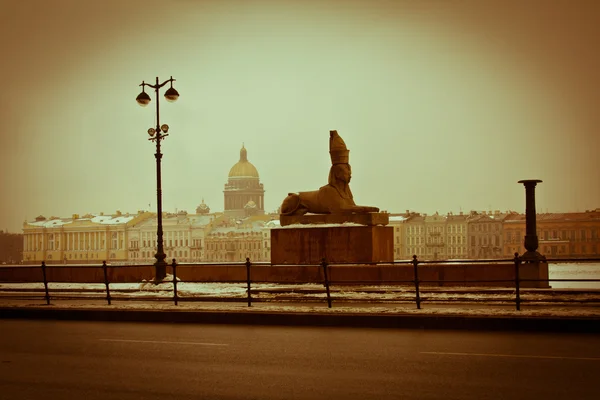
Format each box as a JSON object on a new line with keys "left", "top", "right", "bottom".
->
{"left": 1, "top": 295, "right": 599, "bottom": 333}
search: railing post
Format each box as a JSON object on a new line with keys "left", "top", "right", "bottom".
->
{"left": 245, "top": 257, "right": 252, "bottom": 307}
{"left": 514, "top": 252, "right": 521, "bottom": 311}
{"left": 102, "top": 260, "right": 111, "bottom": 305}
{"left": 172, "top": 258, "right": 178, "bottom": 306}
{"left": 321, "top": 258, "right": 332, "bottom": 308}
{"left": 41, "top": 261, "right": 50, "bottom": 305}
{"left": 412, "top": 255, "right": 421, "bottom": 309}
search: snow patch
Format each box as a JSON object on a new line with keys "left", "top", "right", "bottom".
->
{"left": 277, "top": 222, "right": 366, "bottom": 229}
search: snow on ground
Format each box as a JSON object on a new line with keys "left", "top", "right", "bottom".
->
{"left": 1, "top": 281, "right": 599, "bottom": 318}
{"left": 2, "top": 282, "right": 599, "bottom": 302}
{"left": 548, "top": 263, "right": 600, "bottom": 289}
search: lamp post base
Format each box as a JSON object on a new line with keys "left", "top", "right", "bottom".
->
{"left": 521, "top": 250, "right": 546, "bottom": 262}
{"left": 153, "top": 256, "right": 168, "bottom": 284}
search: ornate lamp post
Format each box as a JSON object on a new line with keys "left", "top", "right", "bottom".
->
{"left": 136, "top": 76, "right": 180, "bottom": 282}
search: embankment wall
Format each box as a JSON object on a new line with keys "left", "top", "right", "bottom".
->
{"left": 0, "top": 262, "right": 549, "bottom": 288}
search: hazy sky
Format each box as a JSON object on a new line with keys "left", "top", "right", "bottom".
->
{"left": 1, "top": 0, "right": 599, "bottom": 232}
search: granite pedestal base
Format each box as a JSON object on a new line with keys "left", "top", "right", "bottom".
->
{"left": 270, "top": 225, "right": 393, "bottom": 265}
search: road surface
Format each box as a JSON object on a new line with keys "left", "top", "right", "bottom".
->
{"left": 0, "top": 320, "right": 598, "bottom": 399}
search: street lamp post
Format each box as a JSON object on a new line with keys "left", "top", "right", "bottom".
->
{"left": 136, "top": 76, "right": 180, "bottom": 282}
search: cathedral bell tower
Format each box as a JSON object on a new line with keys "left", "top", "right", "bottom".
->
{"left": 223, "top": 144, "right": 265, "bottom": 217}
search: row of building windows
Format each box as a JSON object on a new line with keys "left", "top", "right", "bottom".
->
{"left": 141, "top": 231, "right": 189, "bottom": 240}
{"left": 471, "top": 224, "right": 501, "bottom": 232}
{"left": 45, "top": 253, "right": 118, "bottom": 261}
{"left": 25, "top": 232, "right": 124, "bottom": 252}
{"left": 505, "top": 229, "right": 599, "bottom": 243}
{"left": 133, "top": 239, "right": 205, "bottom": 249}
{"left": 205, "top": 241, "right": 263, "bottom": 251}
{"left": 140, "top": 239, "right": 190, "bottom": 248}
{"left": 404, "top": 225, "right": 469, "bottom": 235}
{"left": 470, "top": 236, "right": 500, "bottom": 246}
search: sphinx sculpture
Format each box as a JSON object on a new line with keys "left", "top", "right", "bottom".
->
{"left": 280, "top": 130, "right": 380, "bottom": 216}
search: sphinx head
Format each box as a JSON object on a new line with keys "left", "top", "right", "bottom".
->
{"left": 329, "top": 163, "right": 352, "bottom": 185}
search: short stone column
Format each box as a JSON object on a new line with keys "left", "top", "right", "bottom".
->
{"left": 517, "top": 179, "right": 549, "bottom": 287}
{"left": 518, "top": 179, "right": 546, "bottom": 261}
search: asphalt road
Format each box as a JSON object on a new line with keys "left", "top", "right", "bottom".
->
{"left": 0, "top": 320, "right": 599, "bottom": 400}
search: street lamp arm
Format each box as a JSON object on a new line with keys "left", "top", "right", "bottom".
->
{"left": 139, "top": 77, "right": 176, "bottom": 90}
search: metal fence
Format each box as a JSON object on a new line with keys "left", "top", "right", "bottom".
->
{"left": 2, "top": 255, "right": 600, "bottom": 311}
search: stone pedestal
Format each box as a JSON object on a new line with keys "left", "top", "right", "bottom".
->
{"left": 270, "top": 225, "right": 393, "bottom": 265}
{"left": 519, "top": 260, "right": 550, "bottom": 288}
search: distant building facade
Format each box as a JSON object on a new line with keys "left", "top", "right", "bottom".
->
{"left": 425, "top": 212, "right": 446, "bottom": 260}
{"left": 404, "top": 213, "right": 425, "bottom": 258}
{"left": 504, "top": 210, "right": 600, "bottom": 258}
{"left": 388, "top": 214, "right": 408, "bottom": 260}
{"left": 203, "top": 215, "right": 273, "bottom": 262}
{"left": 446, "top": 212, "right": 468, "bottom": 259}
{"left": 381, "top": 209, "right": 600, "bottom": 261}
{"left": 467, "top": 210, "right": 507, "bottom": 259}
{"left": 22, "top": 211, "right": 155, "bottom": 264}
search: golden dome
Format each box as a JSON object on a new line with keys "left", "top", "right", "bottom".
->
{"left": 228, "top": 145, "right": 259, "bottom": 178}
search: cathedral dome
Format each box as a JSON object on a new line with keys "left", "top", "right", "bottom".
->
{"left": 228, "top": 145, "right": 259, "bottom": 178}
{"left": 196, "top": 199, "right": 210, "bottom": 214}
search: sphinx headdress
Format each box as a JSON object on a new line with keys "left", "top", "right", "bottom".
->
{"left": 329, "top": 130, "right": 349, "bottom": 165}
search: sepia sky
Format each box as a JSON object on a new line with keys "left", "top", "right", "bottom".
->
{"left": 1, "top": 0, "right": 599, "bottom": 233}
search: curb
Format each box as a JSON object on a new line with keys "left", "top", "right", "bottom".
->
{"left": 1, "top": 307, "right": 599, "bottom": 333}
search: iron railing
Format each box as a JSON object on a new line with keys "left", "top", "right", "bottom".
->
{"left": 1, "top": 256, "right": 599, "bottom": 311}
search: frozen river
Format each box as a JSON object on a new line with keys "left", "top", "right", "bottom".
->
{"left": 549, "top": 262, "right": 600, "bottom": 289}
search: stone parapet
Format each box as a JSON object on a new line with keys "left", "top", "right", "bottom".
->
{"left": 0, "top": 261, "right": 551, "bottom": 288}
